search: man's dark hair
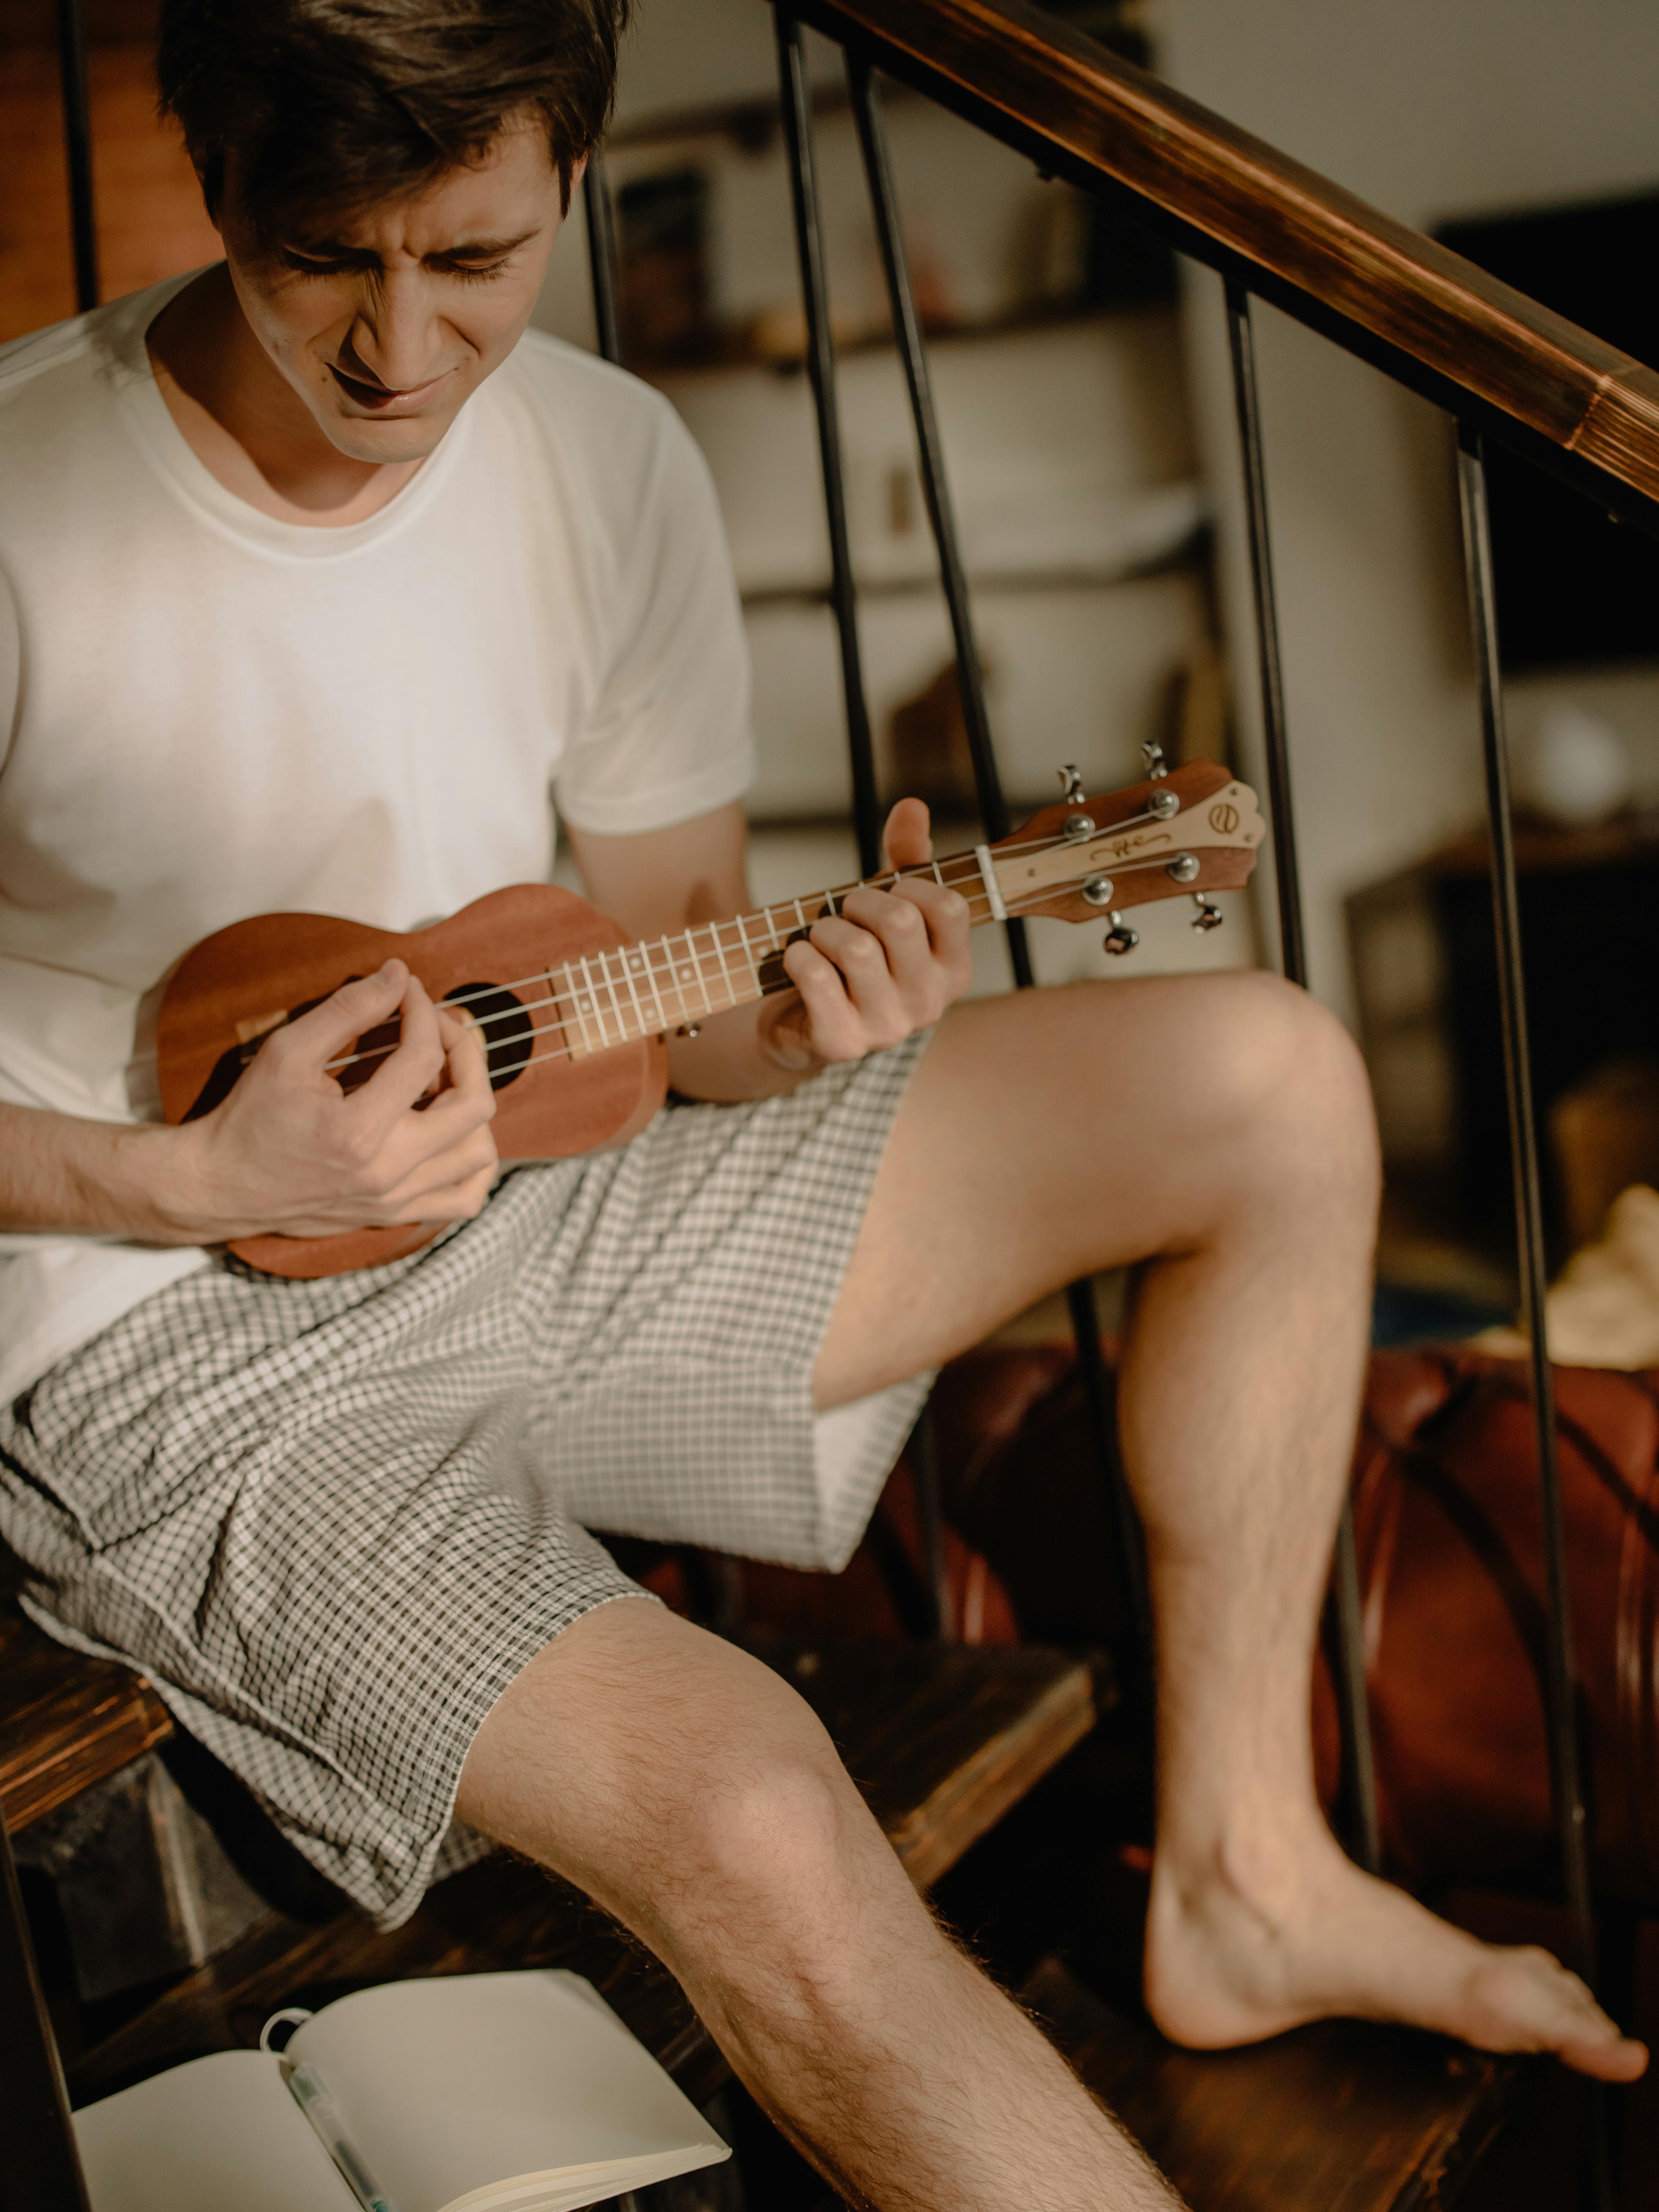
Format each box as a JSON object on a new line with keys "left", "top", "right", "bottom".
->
{"left": 156, "top": 0, "right": 629, "bottom": 242}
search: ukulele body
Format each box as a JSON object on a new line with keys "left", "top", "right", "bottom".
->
{"left": 156, "top": 883, "right": 669, "bottom": 1280}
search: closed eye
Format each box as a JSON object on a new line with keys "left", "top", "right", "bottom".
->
{"left": 428, "top": 258, "right": 514, "bottom": 283}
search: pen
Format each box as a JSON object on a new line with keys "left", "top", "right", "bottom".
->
{"left": 286, "top": 2061, "right": 399, "bottom": 2212}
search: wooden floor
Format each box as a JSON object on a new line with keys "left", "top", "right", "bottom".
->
{"left": 1027, "top": 1956, "right": 1516, "bottom": 2212}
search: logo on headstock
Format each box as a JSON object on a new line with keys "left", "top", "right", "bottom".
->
{"left": 1208, "top": 801, "right": 1241, "bottom": 836}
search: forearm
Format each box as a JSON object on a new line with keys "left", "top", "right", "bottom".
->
{"left": 0, "top": 1100, "right": 205, "bottom": 1243}
{"left": 665, "top": 996, "right": 815, "bottom": 1104}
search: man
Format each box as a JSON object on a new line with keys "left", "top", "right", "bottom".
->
{"left": 0, "top": 2, "right": 1642, "bottom": 2204}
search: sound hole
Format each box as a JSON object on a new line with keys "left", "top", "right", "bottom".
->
{"left": 445, "top": 982, "right": 534, "bottom": 1091}
{"left": 184, "top": 979, "right": 535, "bottom": 1122}
{"left": 183, "top": 988, "right": 339, "bottom": 1120}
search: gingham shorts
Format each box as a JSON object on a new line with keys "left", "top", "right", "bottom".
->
{"left": 0, "top": 1036, "right": 933, "bottom": 1926}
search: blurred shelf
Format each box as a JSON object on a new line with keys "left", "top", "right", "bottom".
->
{"left": 632, "top": 297, "right": 1171, "bottom": 383}
{"left": 740, "top": 543, "right": 1206, "bottom": 610}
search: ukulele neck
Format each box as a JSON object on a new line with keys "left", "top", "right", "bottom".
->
{"left": 558, "top": 851, "right": 1000, "bottom": 1055}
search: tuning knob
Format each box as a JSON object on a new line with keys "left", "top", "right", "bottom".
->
{"left": 1141, "top": 740, "right": 1169, "bottom": 781}
{"left": 1102, "top": 911, "right": 1139, "bottom": 957}
{"left": 1057, "top": 763, "right": 1088, "bottom": 805}
{"left": 1191, "top": 895, "right": 1224, "bottom": 932}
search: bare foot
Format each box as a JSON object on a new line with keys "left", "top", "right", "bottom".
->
{"left": 1144, "top": 1823, "right": 1648, "bottom": 2083}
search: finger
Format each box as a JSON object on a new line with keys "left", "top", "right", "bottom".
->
{"left": 802, "top": 915, "right": 911, "bottom": 1044}
{"left": 379, "top": 1121, "right": 501, "bottom": 1215}
{"left": 437, "top": 1002, "right": 495, "bottom": 1109}
{"left": 890, "top": 875, "right": 974, "bottom": 990}
{"left": 349, "top": 971, "right": 447, "bottom": 1128}
{"left": 780, "top": 936, "right": 867, "bottom": 1063}
{"left": 881, "top": 796, "right": 932, "bottom": 872}
{"left": 834, "top": 888, "right": 935, "bottom": 998}
{"left": 272, "top": 958, "right": 413, "bottom": 1066}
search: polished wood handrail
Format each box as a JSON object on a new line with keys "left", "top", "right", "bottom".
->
{"left": 802, "top": 0, "right": 1659, "bottom": 510}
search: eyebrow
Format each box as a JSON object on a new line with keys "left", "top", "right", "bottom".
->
{"left": 289, "top": 230, "right": 539, "bottom": 264}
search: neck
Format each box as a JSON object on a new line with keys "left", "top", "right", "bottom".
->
{"left": 553, "top": 852, "right": 1000, "bottom": 1058}
{"left": 146, "top": 267, "right": 420, "bottom": 525}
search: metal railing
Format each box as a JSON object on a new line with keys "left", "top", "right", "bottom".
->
{"left": 16, "top": 0, "right": 1657, "bottom": 2203}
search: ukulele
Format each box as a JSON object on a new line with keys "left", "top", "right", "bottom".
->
{"left": 157, "top": 756, "right": 1264, "bottom": 1280}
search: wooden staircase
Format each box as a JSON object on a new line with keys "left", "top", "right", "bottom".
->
{"left": 2, "top": 1601, "right": 1522, "bottom": 2208}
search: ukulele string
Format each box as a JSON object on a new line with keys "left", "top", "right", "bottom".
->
{"left": 315, "top": 790, "right": 1194, "bottom": 1062}
{"left": 317, "top": 849, "right": 992, "bottom": 1075}
{"left": 437, "top": 856, "right": 1221, "bottom": 1083}
{"left": 317, "top": 830, "right": 1222, "bottom": 1081}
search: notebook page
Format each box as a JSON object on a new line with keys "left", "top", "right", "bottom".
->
{"left": 289, "top": 1970, "right": 728, "bottom": 2212}
{"left": 74, "top": 2049, "right": 356, "bottom": 2212}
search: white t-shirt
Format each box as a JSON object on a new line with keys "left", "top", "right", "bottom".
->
{"left": 0, "top": 272, "right": 755, "bottom": 1403}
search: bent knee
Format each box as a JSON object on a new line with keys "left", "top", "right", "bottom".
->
{"left": 671, "top": 1742, "right": 864, "bottom": 1926}
{"left": 1196, "top": 972, "right": 1379, "bottom": 1194}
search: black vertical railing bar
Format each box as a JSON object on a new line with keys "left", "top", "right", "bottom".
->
{"left": 1224, "top": 279, "right": 1381, "bottom": 1875}
{"left": 1456, "top": 419, "right": 1610, "bottom": 2212}
{"left": 1454, "top": 425, "right": 1596, "bottom": 1966}
{"left": 583, "top": 156, "right": 623, "bottom": 367}
{"left": 54, "top": 0, "right": 99, "bottom": 314}
{"left": 846, "top": 50, "right": 1154, "bottom": 1669}
{"left": 774, "top": 5, "right": 884, "bottom": 880}
{"left": 844, "top": 52, "right": 1027, "bottom": 979}
{"left": 1221, "top": 283, "right": 1302, "bottom": 978}
{"left": 775, "top": 7, "right": 954, "bottom": 1640}
{"left": 0, "top": 1818, "right": 91, "bottom": 2212}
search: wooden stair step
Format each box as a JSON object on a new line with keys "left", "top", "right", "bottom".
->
{"left": 0, "top": 1607, "right": 173, "bottom": 1835}
{"left": 1024, "top": 1954, "right": 1519, "bottom": 2212}
{"left": 72, "top": 1635, "right": 1098, "bottom": 2109}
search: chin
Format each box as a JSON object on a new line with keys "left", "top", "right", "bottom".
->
{"left": 321, "top": 409, "right": 457, "bottom": 466}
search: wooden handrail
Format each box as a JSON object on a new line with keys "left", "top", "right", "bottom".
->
{"left": 799, "top": 0, "right": 1659, "bottom": 512}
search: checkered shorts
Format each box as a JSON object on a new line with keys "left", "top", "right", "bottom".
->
{"left": 0, "top": 1037, "right": 932, "bottom": 1927}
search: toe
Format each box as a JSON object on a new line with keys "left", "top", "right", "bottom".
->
{"left": 1463, "top": 1952, "right": 1648, "bottom": 2080}
{"left": 1559, "top": 2024, "right": 1649, "bottom": 2084}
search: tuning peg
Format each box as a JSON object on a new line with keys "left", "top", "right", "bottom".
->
{"left": 1191, "top": 895, "right": 1224, "bottom": 932}
{"left": 1141, "top": 739, "right": 1169, "bottom": 781}
{"left": 1102, "top": 911, "right": 1139, "bottom": 957}
{"left": 1057, "top": 763, "right": 1087, "bottom": 805}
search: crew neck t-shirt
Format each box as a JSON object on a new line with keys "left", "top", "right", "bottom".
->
{"left": 0, "top": 271, "right": 755, "bottom": 1404}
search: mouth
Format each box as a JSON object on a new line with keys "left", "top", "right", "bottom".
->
{"left": 326, "top": 361, "right": 453, "bottom": 416}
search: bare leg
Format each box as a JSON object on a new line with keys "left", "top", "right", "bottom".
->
{"left": 458, "top": 1600, "right": 1180, "bottom": 2212}
{"left": 819, "top": 972, "right": 1645, "bottom": 2083}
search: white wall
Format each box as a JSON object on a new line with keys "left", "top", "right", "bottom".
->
{"left": 1160, "top": 0, "right": 1659, "bottom": 1017}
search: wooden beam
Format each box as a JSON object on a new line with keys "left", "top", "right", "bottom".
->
{"left": 0, "top": 1612, "right": 172, "bottom": 1836}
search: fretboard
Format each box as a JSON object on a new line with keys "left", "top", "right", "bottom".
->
{"left": 553, "top": 853, "right": 997, "bottom": 1055}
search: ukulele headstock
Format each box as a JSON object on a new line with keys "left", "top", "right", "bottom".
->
{"left": 987, "top": 758, "right": 1264, "bottom": 935}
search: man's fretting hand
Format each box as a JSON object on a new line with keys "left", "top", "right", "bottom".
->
{"left": 759, "top": 798, "right": 974, "bottom": 1072}
{"left": 168, "top": 960, "right": 499, "bottom": 1243}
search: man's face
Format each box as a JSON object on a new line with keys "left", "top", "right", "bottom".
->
{"left": 217, "top": 117, "right": 570, "bottom": 465}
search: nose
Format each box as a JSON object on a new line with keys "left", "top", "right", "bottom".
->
{"left": 345, "top": 268, "right": 448, "bottom": 392}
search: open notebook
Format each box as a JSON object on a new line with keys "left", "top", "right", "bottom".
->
{"left": 73, "top": 1969, "right": 730, "bottom": 2212}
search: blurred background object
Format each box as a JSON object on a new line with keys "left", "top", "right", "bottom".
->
{"left": 0, "top": 0, "right": 217, "bottom": 343}
{"left": 1518, "top": 704, "right": 1633, "bottom": 831}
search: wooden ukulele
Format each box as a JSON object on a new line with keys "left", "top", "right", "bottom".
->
{"left": 157, "top": 757, "right": 1263, "bottom": 1279}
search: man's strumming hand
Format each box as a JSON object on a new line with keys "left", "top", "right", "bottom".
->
{"left": 758, "top": 798, "right": 974, "bottom": 1073}
{"left": 162, "top": 961, "right": 499, "bottom": 1243}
